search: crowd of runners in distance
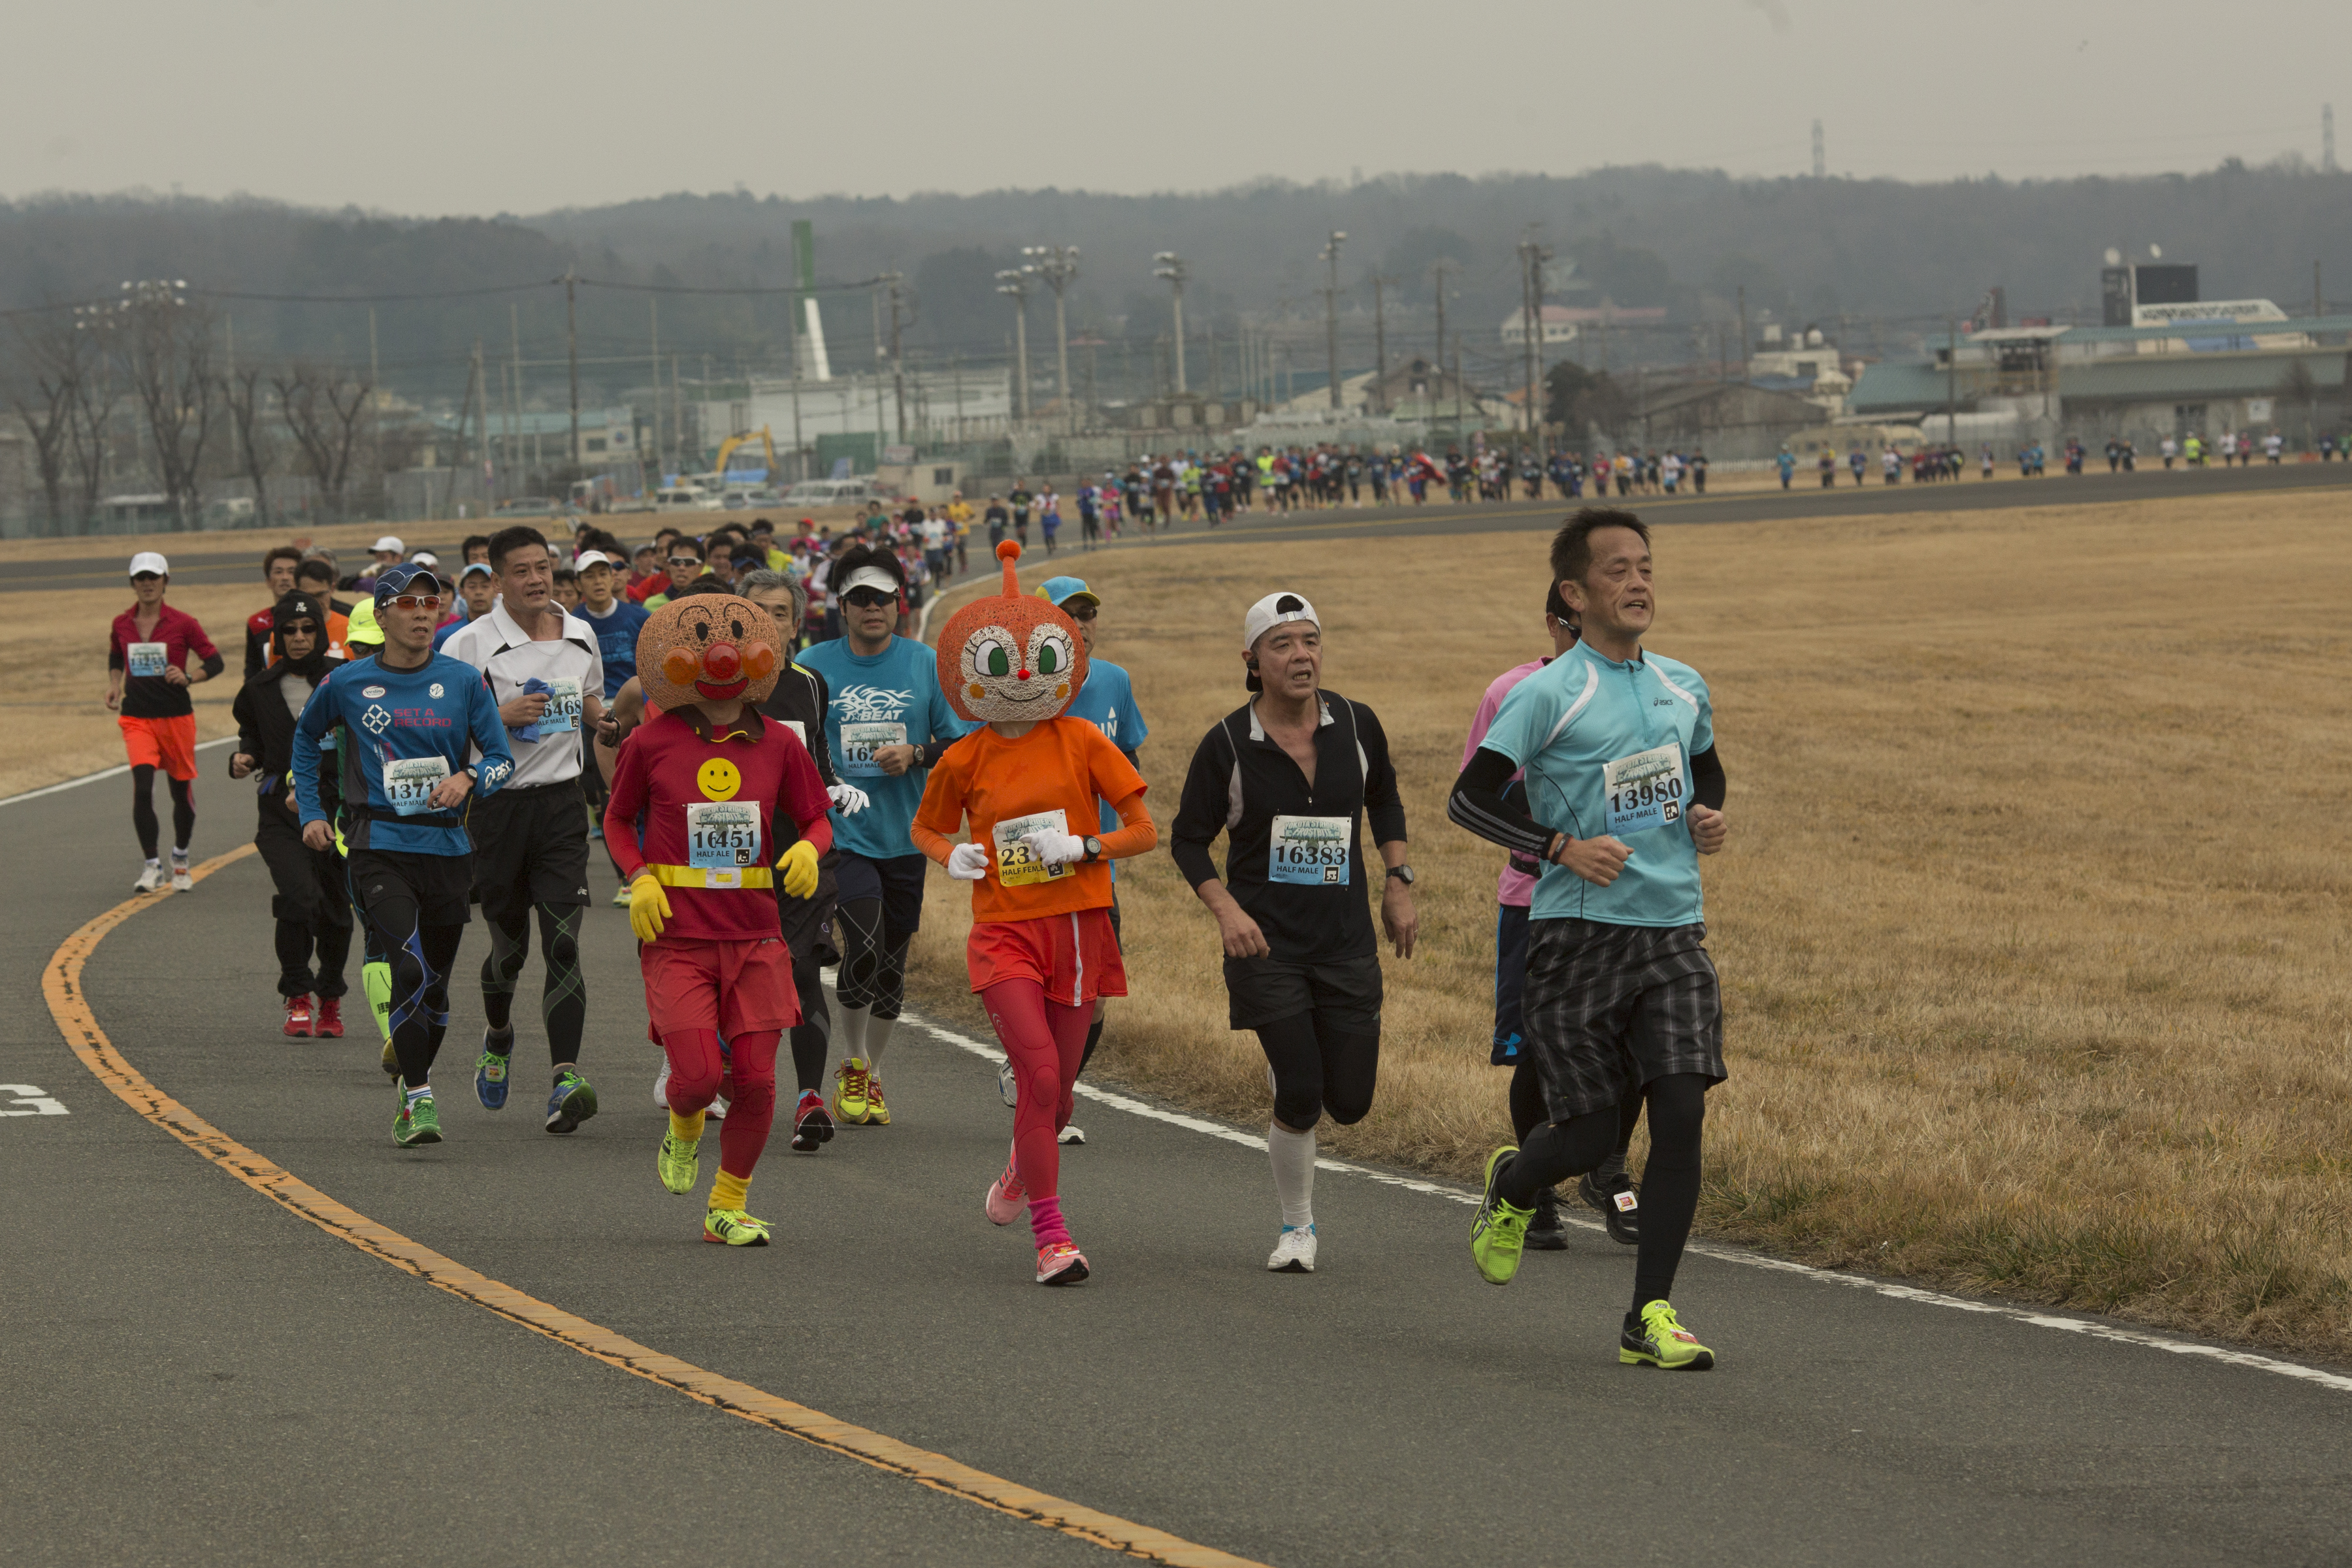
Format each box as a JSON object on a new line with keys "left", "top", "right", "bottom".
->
{"left": 105, "top": 491, "right": 1731, "bottom": 1369}
{"left": 1769, "top": 426, "right": 2351, "bottom": 490}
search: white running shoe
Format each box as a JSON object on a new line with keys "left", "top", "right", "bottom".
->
{"left": 1058, "top": 1124, "right": 1086, "bottom": 1145}
{"left": 170, "top": 857, "right": 192, "bottom": 892}
{"left": 653, "top": 1060, "right": 671, "bottom": 1108}
{"left": 1267, "top": 1224, "right": 1318, "bottom": 1273}
{"left": 133, "top": 862, "right": 165, "bottom": 893}
{"left": 709, "top": 1095, "right": 728, "bottom": 1121}
{"left": 997, "top": 1058, "right": 1017, "bottom": 1108}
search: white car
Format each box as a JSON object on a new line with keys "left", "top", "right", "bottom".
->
{"left": 655, "top": 485, "right": 722, "bottom": 511}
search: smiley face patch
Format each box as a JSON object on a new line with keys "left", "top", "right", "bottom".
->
{"left": 696, "top": 757, "right": 742, "bottom": 801}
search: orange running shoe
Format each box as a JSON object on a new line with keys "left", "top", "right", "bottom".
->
{"left": 1035, "top": 1241, "right": 1089, "bottom": 1286}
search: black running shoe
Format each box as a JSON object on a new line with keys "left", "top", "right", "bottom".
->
{"left": 1580, "top": 1172, "right": 1641, "bottom": 1245}
{"left": 1526, "top": 1187, "right": 1569, "bottom": 1251}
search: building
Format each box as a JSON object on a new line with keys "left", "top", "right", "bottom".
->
{"left": 1500, "top": 306, "right": 1582, "bottom": 348}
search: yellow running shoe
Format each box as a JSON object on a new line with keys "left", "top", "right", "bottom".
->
{"left": 657, "top": 1129, "right": 699, "bottom": 1195}
{"left": 1469, "top": 1145, "right": 1533, "bottom": 1285}
{"left": 832, "top": 1058, "right": 871, "bottom": 1125}
{"left": 864, "top": 1075, "right": 889, "bottom": 1126}
{"left": 704, "top": 1209, "right": 771, "bottom": 1247}
{"left": 1620, "top": 1300, "right": 1716, "bottom": 1371}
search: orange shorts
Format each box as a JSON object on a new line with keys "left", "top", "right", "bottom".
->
{"left": 639, "top": 936, "right": 798, "bottom": 1038}
{"left": 966, "top": 907, "right": 1125, "bottom": 1007}
{"left": 120, "top": 713, "right": 199, "bottom": 781}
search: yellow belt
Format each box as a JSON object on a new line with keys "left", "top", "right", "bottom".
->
{"left": 647, "top": 862, "right": 773, "bottom": 890}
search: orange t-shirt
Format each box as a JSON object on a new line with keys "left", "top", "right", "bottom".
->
{"left": 913, "top": 717, "right": 1149, "bottom": 924}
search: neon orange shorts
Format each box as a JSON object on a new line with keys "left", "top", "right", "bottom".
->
{"left": 966, "top": 907, "right": 1125, "bottom": 1007}
{"left": 120, "top": 713, "right": 199, "bottom": 781}
{"left": 638, "top": 936, "right": 798, "bottom": 1038}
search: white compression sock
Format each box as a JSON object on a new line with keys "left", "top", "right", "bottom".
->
{"left": 1267, "top": 1121, "right": 1316, "bottom": 1229}
{"left": 836, "top": 1003, "right": 870, "bottom": 1062}
{"left": 864, "top": 1015, "right": 898, "bottom": 1072}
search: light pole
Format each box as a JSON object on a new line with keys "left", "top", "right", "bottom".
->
{"left": 1517, "top": 230, "right": 1553, "bottom": 439}
{"left": 1023, "top": 244, "right": 1081, "bottom": 432}
{"left": 1153, "top": 252, "right": 1188, "bottom": 395}
{"left": 1320, "top": 231, "right": 1347, "bottom": 411}
{"left": 995, "top": 269, "right": 1032, "bottom": 421}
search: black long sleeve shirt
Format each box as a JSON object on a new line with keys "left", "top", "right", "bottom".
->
{"left": 1169, "top": 689, "right": 1407, "bottom": 964}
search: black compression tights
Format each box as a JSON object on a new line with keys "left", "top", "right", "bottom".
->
{"left": 1254, "top": 1011, "right": 1379, "bottom": 1131}
{"left": 789, "top": 948, "right": 830, "bottom": 1094}
{"left": 365, "top": 898, "right": 463, "bottom": 1088}
{"left": 833, "top": 896, "right": 910, "bottom": 1020}
{"left": 1501, "top": 1073, "right": 1709, "bottom": 1312}
{"left": 131, "top": 765, "right": 195, "bottom": 859}
{"left": 1509, "top": 1057, "right": 1641, "bottom": 1181}
{"left": 480, "top": 904, "right": 586, "bottom": 1064}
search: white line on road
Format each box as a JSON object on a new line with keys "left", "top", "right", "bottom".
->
{"left": 899, "top": 1009, "right": 2352, "bottom": 1398}
{"left": 0, "top": 737, "right": 237, "bottom": 808}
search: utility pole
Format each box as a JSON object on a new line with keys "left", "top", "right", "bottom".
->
{"left": 509, "top": 303, "right": 523, "bottom": 485}
{"left": 882, "top": 271, "right": 907, "bottom": 442}
{"left": 564, "top": 269, "right": 581, "bottom": 472}
{"left": 1736, "top": 286, "right": 1748, "bottom": 382}
{"left": 648, "top": 297, "right": 661, "bottom": 477}
{"left": 367, "top": 305, "right": 381, "bottom": 501}
{"left": 1153, "top": 252, "right": 1188, "bottom": 394}
{"left": 1946, "top": 318, "right": 1957, "bottom": 446}
{"left": 995, "top": 269, "right": 1032, "bottom": 420}
{"left": 1369, "top": 272, "right": 1397, "bottom": 412}
{"left": 1024, "top": 245, "right": 1081, "bottom": 432}
{"left": 1320, "top": 230, "right": 1347, "bottom": 411}
{"left": 473, "top": 340, "right": 489, "bottom": 505}
{"left": 1430, "top": 259, "right": 1455, "bottom": 363}
{"left": 1518, "top": 229, "right": 1553, "bottom": 439}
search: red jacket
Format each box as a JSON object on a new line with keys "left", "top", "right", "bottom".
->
{"left": 110, "top": 602, "right": 222, "bottom": 720}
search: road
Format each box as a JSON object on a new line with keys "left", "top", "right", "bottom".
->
{"left": 8, "top": 734, "right": 2352, "bottom": 1563}
{"left": 16, "top": 458, "right": 2352, "bottom": 591}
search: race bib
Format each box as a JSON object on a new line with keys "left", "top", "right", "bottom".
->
{"left": 126, "top": 642, "right": 169, "bottom": 679}
{"left": 1603, "top": 742, "right": 1686, "bottom": 837}
{"left": 991, "top": 808, "right": 1072, "bottom": 888}
{"left": 384, "top": 756, "right": 451, "bottom": 817}
{"left": 537, "top": 678, "right": 582, "bottom": 735}
{"left": 1269, "top": 814, "right": 1352, "bottom": 886}
{"left": 839, "top": 721, "right": 906, "bottom": 778}
{"left": 781, "top": 719, "right": 808, "bottom": 748}
{"left": 685, "top": 801, "right": 760, "bottom": 871}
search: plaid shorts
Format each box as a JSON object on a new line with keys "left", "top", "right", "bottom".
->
{"left": 1523, "top": 919, "right": 1724, "bottom": 1120}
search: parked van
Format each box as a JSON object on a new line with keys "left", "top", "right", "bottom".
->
{"left": 655, "top": 485, "right": 721, "bottom": 511}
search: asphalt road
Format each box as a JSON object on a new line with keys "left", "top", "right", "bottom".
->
{"left": 17, "top": 458, "right": 2352, "bottom": 591}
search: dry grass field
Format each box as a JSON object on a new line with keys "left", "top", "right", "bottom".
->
{"left": 906, "top": 489, "right": 2352, "bottom": 1354}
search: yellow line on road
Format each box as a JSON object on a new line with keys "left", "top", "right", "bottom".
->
{"left": 43, "top": 845, "right": 1268, "bottom": 1568}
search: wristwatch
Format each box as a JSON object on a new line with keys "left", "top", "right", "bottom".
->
{"left": 1385, "top": 864, "right": 1415, "bottom": 885}
{"left": 1082, "top": 836, "right": 1105, "bottom": 863}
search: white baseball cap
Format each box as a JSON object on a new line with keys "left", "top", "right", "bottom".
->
{"left": 409, "top": 550, "right": 438, "bottom": 568}
{"left": 371, "top": 534, "right": 405, "bottom": 555}
{"left": 128, "top": 551, "right": 169, "bottom": 578}
{"left": 573, "top": 550, "right": 615, "bottom": 570}
{"left": 1243, "top": 591, "right": 1318, "bottom": 650}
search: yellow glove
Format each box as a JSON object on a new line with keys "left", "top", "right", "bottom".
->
{"left": 777, "top": 838, "right": 821, "bottom": 900}
{"left": 628, "top": 873, "right": 672, "bottom": 943}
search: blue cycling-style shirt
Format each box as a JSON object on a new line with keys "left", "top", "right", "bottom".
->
{"left": 292, "top": 651, "right": 514, "bottom": 856}
{"left": 1478, "top": 639, "right": 1713, "bottom": 928}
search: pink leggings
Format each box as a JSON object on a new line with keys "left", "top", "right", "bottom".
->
{"left": 662, "top": 1028, "right": 779, "bottom": 1180}
{"left": 983, "top": 979, "right": 1091, "bottom": 1201}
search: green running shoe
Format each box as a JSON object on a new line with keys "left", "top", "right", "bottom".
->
{"left": 394, "top": 1089, "right": 442, "bottom": 1149}
{"left": 657, "top": 1129, "right": 700, "bottom": 1195}
{"left": 1621, "top": 1300, "right": 1716, "bottom": 1371}
{"left": 703, "top": 1208, "right": 770, "bottom": 1247}
{"left": 1469, "top": 1145, "right": 1533, "bottom": 1285}
{"left": 546, "top": 1068, "right": 599, "bottom": 1134}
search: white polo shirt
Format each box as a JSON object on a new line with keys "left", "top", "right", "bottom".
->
{"left": 442, "top": 600, "right": 603, "bottom": 788}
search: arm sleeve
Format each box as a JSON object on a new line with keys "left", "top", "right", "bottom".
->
{"left": 232, "top": 683, "right": 261, "bottom": 764}
{"left": 907, "top": 750, "right": 968, "bottom": 866}
{"left": 1448, "top": 747, "right": 1552, "bottom": 858}
{"left": 1689, "top": 745, "right": 1725, "bottom": 811}
{"left": 803, "top": 668, "right": 839, "bottom": 788}
{"left": 779, "top": 736, "right": 834, "bottom": 860}
{"left": 108, "top": 621, "right": 125, "bottom": 672}
{"left": 1168, "top": 730, "right": 1230, "bottom": 892}
{"left": 468, "top": 678, "right": 515, "bottom": 799}
{"left": 1355, "top": 704, "right": 1407, "bottom": 846}
{"left": 602, "top": 730, "right": 651, "bottom": 881}
{"left": 291, "top": 676, "right": 333, "bottom": 825}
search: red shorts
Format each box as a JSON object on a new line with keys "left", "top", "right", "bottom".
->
{"left": 639, "top": 936, "right": 798, "bottom": 1038}
{"left": 120, "top": 713, "right": 199, "bottom": 781}
{"left": 966, "top": 908, "right": 1125, "bottom": 1007}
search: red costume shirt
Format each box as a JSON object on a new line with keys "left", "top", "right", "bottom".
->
{"left": 604, "top": 706, "right": 834, "bottom": 943}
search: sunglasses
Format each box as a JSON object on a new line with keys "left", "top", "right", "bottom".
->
{"left": 840, "top": 588, "right": 896, "bottom": 610}
{"left": 1063, "top": 604, "right": 1098, "bottom": 622}
{"left": 131, "top": 573, "right": 164, "bottom": 584}
{"left": 387, "top": 593, "right": 443, "bottom": 612}
{"left": 281, "top": 622, "right": 321, "bottom": 638}
{"left": 668, "top": 556, "right": 703, "bottom": 567}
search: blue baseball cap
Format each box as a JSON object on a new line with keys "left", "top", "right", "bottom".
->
{"left": 374, "top": 562, "right": 449, "bottom": 608}
{"left": 1035, "top": 576, "right": 1100, "bottom": 609}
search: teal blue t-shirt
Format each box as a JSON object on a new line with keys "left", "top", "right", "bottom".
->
{"left": 1060, "top": 656, "right": 1148, "bottom": 877}
{"left": 1478, "top": 640, "right": 1713, "bottom": 927}
{"left": 795, "top": 634, "right": 971, "bottom": 862}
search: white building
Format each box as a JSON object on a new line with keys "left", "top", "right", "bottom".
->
{"left": 689, "top": 368, "right": 1016, "bottom": 456}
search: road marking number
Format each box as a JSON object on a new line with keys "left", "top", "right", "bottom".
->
{"left": 0, "top": 1084, "right": 67, "bottom": 1116}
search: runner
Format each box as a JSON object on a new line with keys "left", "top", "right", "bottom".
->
{"left": 244, "top": 546, "right": 306, "bottom": 678}
{"left": 1169, "top": 592, "right": 1416, "bottom": 1275}
{"left": 910, "top": 542, "right": 1155, "bottom": 1285}
{"left": 230, "top": 591, "right": 353, "bottom": 1038}
{"left": 603, "top": 593, "right": 834, "bottom": 1246}
{"left": 1448, "top": 507, "right": 1729, "bottom": 1370}
{"left": 291, "top": 564, "right": 515, "bottom": 1148}
{"left": 442, "top": 525, "right": 607, "bottom": 1134}
{"left": 795, "top": 542, "right": 970, "bottom": 1126}
{"left": 108, "top": 552, "right": 224, "bottom": 892}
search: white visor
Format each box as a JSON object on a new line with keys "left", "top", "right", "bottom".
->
{"left": 838, "top": 566, "right": 901, "bottom": 598}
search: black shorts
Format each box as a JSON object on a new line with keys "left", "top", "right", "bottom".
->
{"left": 1222, "top": 951, "right": 1382, "bottom": 1034}
{"left": 348, "top": 846, "right": 474, "bottom": 928}
{"left": 467, "top": 780, "right": 591, "bottom": 926}
{"left": 774, "top": 847, "right": 840, "bottom": 964}
{"left": 1522, "top": 919, "right": 1723, "bottom": 1119}
{"left": 834, "top": 849, "right": 927, "bottom": 937}
{"left": 1492, "top": 902, "right": 1529, "bottom": 1066}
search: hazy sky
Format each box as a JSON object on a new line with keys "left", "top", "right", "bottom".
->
{"left": 8, "top": 0, "right": 2345, "bottom": 214}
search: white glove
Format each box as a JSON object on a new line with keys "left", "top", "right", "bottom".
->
{"left": 947, "top": 841, "right": 990, "bottom": 881}
{"left": 1024, "top": 828, "right": 1088, "bottom": 868}
{"left": 826, "top": 783, "right": 870, "bottom": 816}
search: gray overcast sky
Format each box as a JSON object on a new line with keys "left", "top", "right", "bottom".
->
{"left": 7, "top": 0, "right": 2345, "bottom": 214}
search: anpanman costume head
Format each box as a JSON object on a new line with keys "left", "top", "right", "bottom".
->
{"left": 937, "top": 541, "right": 1087, "bottom": 724}
{"left": 636, "top": 592, "right": 781, "bottom": 715}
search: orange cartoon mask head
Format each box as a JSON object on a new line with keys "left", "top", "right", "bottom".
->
{"left": 937, "top": 541, "right": 1087, "bottom": 724}
{"left": 636, "top": 592, "right": 781, "bottom": 715}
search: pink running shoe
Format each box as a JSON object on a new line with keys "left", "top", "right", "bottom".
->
{"left": 985, "top": 1143, "right": 1026, "bottom": 1226}
{"left": 1035, "top": 1242, "right": 1090, "bottom": 1286}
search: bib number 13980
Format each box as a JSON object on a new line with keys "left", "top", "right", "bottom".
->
{"left": 1601, "top": 743, "right": 1685, "bottom": 837}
